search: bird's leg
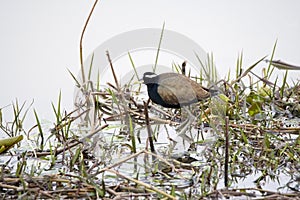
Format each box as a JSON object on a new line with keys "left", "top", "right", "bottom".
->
{"left": 175, "top": 107, "right": 196, "bottom": 142}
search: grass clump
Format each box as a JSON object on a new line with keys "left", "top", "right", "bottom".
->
{"left": 1, "top": 2, "right": 299, "bottom": 198}
{"left": 1, "top": 48, "right": 300, "bottom": 199}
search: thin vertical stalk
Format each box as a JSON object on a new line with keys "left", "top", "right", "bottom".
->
{"left": 79, "top": 0, "right": 99, "bottom": 84}
{"left": 224, "top": 116, "right": 229, "bottom": 188}
{"left": 153, "top": 22, "right": 165, "bottom": 72}
{"left": 106, "top": 51, "right": 120, "bottom": 89}
{"left": 144, "top": 102, "right": 155, "bottom": 153}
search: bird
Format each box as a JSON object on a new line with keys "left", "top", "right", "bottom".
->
{"left": 142, "top": 72, "right": 211, "bottom": 108}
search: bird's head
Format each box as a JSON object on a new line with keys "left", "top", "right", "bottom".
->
{"left": 142, "top": 72, "right": 157, "bottom": 84}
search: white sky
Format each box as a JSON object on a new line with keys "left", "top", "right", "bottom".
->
{"left": 0, "top": 1, "right": 300, "bottom": 125}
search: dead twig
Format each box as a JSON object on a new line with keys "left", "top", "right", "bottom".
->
{"left": 79, "top": 0, "right": 99, "bottom": 83}
{"left": 105, "top": 168, "right": 176, "bottom": 199}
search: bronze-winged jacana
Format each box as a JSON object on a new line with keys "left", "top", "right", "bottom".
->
{"left": 142, "top": 72, "right": 211, "bottom": 108}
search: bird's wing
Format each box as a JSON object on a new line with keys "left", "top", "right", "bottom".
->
{"left": 157, "top": 84, "right": 180, "bottom": 106}
{"left": 188, "top": 79, "right": 211, "bottom": 100}
{"left": 158, "top": 78, "right": 200, "bottom": 105}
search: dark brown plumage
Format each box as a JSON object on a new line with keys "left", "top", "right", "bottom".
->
{"left": 143, "top": 72, "right": 210, "bottom": 108}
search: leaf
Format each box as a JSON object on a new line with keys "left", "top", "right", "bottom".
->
{"left": 248, "top": 102, "right": 262, "bottom": 117}
{"left": 0, "top": 135, "right": 23, "bottom": 154}
{"left": 267, "top": 60, "right": 300, "bottom": 70}
{"left": 258, "top": 86, "right": 272, "bottom": 97}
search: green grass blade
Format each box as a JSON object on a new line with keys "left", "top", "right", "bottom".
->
{"left": 88, "top": 52, "right": 94, "bottom": 82}
{"left": 232, "top": 55, "right": 267, "bottom": 85}
{"left": 129, "top": 116, "right": 136, "bottom": 153}
{"left": 195, "top": 52, "right": 208, "bottom": 79}
{"left": 280, "top": 70, "right": 288, "bottom": 98}
{"left": 51, "top": 91, "right": 62, "bottom": 125}
{"left": 68, "top": 68, "right": 81, "bottom": 88}
{"left": 153, "top": 22, "right": 165, "bottom": 72}
{"left": 266, "top": 39, "right": 277, "bottom": 78}
{"left": 128, "top": 52, "right": 139, "bottom": 80}
{"left": 33, "top": 109, "right": 44, "bottom": 151}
